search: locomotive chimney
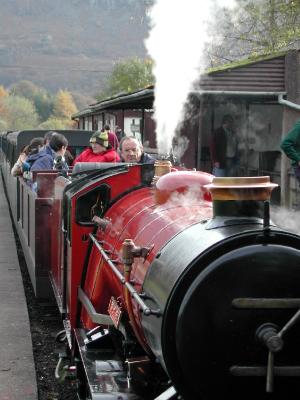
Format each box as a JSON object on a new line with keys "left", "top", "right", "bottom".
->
{"left": 205, "top": 176, "right": 278, "bottom": 220}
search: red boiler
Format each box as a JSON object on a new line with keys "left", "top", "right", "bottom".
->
{"left": 80, "top": 169, "right": 214, "bottom": 353}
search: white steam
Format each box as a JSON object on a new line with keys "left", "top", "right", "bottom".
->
{"left": 271, "top": 206, "right": 300, "bottom": 234}
{"left": 172, "top": 135, "right": 190, "bottom": 163}
{"left": 145, "top": 0, "right": 236, "bottom": 155}
{"left": 154, "top": 186, "right": 212, "bottom": 228}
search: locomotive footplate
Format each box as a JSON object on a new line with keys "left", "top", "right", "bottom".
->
{"left": 74, "top": 328, "right": 150, "bottom": 399}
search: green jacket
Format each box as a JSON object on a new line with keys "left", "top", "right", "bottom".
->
{"left": 281, "top": 119, "right": 300, "bottom": 167}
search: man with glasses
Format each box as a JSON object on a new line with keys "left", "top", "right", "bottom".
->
{"left": 119, "top": 136, "right": 155, "bottom": 164}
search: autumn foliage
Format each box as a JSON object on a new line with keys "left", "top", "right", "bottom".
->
{"left": 0, "top": 81, "right": 78, "bottom": 130}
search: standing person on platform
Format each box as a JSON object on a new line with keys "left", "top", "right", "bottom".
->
{"left": 73, "top": 131, "right": 120, "bottom": 165}
{"left": 103, "top": 124, "right": 119, "bottom": 150}
{"left": 209, "top": 114, "right": 239, "bottom": 177}
{"left": 119, "top": 136, "right": 155, "bottom": 164}
{"left": 115, "top": 125, "right": 125, "bottom": 142}
{"left": 280, "top": 119, "right": 300, "bottom": 185}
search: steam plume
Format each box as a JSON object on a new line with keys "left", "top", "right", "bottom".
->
{"left": 145, "top": 0, "right": 236, "bottom": 156}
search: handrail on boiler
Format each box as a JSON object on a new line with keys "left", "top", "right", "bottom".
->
{"left": 89, "top": 233, "right": 161, "bottom": 317}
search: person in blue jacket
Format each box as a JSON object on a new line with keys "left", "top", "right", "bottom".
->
{"left": 26, "top": 132, "right": 68, "bottom": 171}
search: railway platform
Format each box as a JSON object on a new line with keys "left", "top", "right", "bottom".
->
{"left": 0, "top": 177, "right": 37, "bottom": 399}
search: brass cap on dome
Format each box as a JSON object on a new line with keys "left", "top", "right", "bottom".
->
{"left": 204, "top": 176, "right": 278, "bottom": 201}
{"left": 152, "top": 160, "right": 172, "bottom": 185}
{"left": 154, "top": 160, "right": 172, "bottom": 177}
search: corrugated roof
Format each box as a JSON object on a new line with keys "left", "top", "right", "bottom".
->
{"left": 72, "top": 107, "right": 93, "bottom": 118}
{"left": 91, "top": 86, "right": 154, "bottom": 111}
{"left": 200, "top": 55, "right": 285, "bottom": 92}
{"left": 206, "top": 51, "right": 287, "bottom": 73}
{"left": 72, "top": 86, "right": 154, "bottom": 119}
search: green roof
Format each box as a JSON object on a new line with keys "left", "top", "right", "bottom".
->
{"left": 206, "top": 50, "right": 288, "bottom": 74}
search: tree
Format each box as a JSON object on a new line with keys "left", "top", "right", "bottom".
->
{"left": 39, "top": 116, "right": 76, "bottom": 130}
{"left": 96, "top": 57, "right": 154, "bottom": 101}
{"left": 9, "top": 80, "right": 54, "bottom": 121}
{"left": 0, "top": 86, "right": 9, "bottom": 117}
{"left": 10, "top": 80, "right": 40, "bottom": 99}
{"left": 205, "top": 0, "right": 300, "bottom": 67}
{"left": 0, "top": 85, "right": 8, "bottom": 98}
{"left": 53, "top": 90, "right": 78, "bottom": 119}
{"left": 33, "top": 91, "right": 55, "bottom": 121}
{"left": 71, "top": 91, "right": 96, "bottom": 111}
{"left": 1, "top": 96, "right": 39, "bottom": 130}
{"left": 0, "top": 119, "right": 7, "bottom": 130}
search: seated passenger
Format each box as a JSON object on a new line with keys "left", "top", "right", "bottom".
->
{"left": 43, "top": 130, "right": 56, "bottom": 146}
{"left": 73, "top": 131, "right": 120, "bottom": 165}
{"left": 42, "top": 130, "right": 74, "bottom": 166}
{"left": 119, "top": 136, "right": 155, "bottom": 164}
{"left": 64, "top": 149, "right": 74, "bottom": 166}
{"left": 11, "top": 137, "right": 44, "bottom": 177}
{"left": 28, "top": 133, "right": 68, "bottom": 171}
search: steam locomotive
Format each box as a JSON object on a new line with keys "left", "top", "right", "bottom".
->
{"left": 45, "top": 161, "right": 300, "bottom": 400}
{"left": 2, "top": 131, "right": 300, "bottom": 399}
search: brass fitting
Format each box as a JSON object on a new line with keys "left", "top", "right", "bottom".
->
{"left": 152, "top": 160, "right": 172, "bottom": 185}
{"left": 122, "top": 239, "right": 151, "bottom": 267}
{"left": 92, "top": 216, "right": 111, "bottom": 231}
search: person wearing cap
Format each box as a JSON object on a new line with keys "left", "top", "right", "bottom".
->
{"left": 73, "top": 131, "right": 120, "bottom": 165}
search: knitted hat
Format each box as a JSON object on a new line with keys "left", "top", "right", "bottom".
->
{"left": 90, "top": 131, "right": 109, "bottom": 148}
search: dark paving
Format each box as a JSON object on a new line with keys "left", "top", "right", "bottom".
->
{"left": 0, "top": 177, "right": 37, "bottom": 399}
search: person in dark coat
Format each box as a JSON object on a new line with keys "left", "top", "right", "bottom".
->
{"left": 119, "top": 136, "right": 155, "bottom": 164}
{"left": 280, "top": 119, "right": 300, "bottom": 185}
{"left": 27, "top": 133, "right": 68, "bottom": 171}
{"left": 209, "top": 114, "right": 239, "bottom": 177}
{"left": 115, "top": 125, "right": 125, "bottom": 142}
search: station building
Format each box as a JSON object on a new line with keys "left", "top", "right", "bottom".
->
{"left": 72, "top": 50, "right": 300, "bottom": 208}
